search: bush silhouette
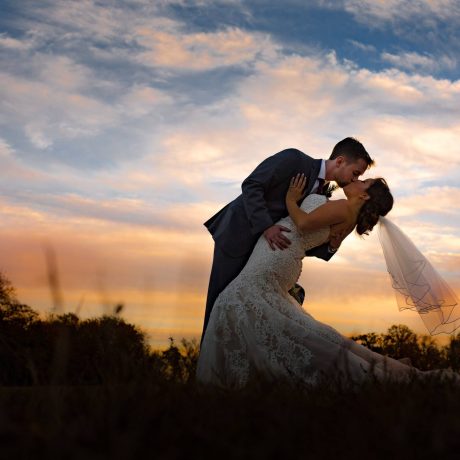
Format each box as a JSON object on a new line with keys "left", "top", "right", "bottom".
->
{"left": 351, "top": 324, "right": 452, "bottom": 371}
{"left": 0, "top": 271, "right": 201, "bottom": 385}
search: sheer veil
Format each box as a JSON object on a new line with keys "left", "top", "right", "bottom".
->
{"left": 378, "top": 217, "right": 460, "bottom": 335}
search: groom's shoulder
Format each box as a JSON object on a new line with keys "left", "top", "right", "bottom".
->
{"left": 271, "top": 147, "right": 314, "bottom": 162}
{"left": 273, "top": 147, "right": 310, "bottom": 158}
{"left": 277, "top": 147, "right": 304, "bottom": 155}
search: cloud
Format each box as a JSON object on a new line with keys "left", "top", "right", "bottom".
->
{"left": 107, "top": 48, "right": 460, "bottom": 224}
{"left": 0, "top": 33, "right": 33, "bottom": 50}
{"left": 0, "top": 2, "right": 273, "bottom": 165}
{"left": 7, "top": 0, "right": 268, "bottom": 74}
{"left": 0, "top": 190, "right": 213, "bottom": 313}
{"left": 3, "top": 21, "right": 460, "bottom": 217}
{"left": 134, "top": 26, "right": 278, "bottom": 71}
{"left": 347, "top": 39, "right": 376, "bottom": 53}
{"left": 1, "top": 178, "right": 214, "bottom": 235}
{"left": 0, "top": 69, "right": 118, "bottom": 149}
{"left": 0, "top": 53, "right": 172, "bottom": 155}
{"left": 117, "top": 85, "right": 172, "bottom": 118}
{"left": 394, "top": 187, "right": 460, "bottom": 219}
{"left": 0, "top": 137, "right": 13, "bottom": 158}
{"left": 230, "top": 54, "right": 460, "bottom": 184}
{"left": 28, "top": 0, "right": 133, "bottom": 43}
{"left": 36, "top": 55, "right": 93, "bottom": 91}
{"left": 381, "top": 51, "right": 457, "bottom": 73}
{"left": 0, "top": 138, "right": 45, "bottom": 180}
{"left": 342, "top": 0, "right": 460, "bottom": 24}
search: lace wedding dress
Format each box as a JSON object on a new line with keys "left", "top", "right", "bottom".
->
{"left": 196, "top": 195, "right": 441, "bottom": 388}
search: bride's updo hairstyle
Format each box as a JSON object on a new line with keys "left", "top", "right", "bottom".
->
{"left": 356, "top": 178, "right": 393, "bottom": 235}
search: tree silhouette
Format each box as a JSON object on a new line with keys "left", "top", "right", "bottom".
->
{"left": 446, "top": 334, "right": 460, "bottom": 370}
{"left": 0, "top": 271, "right": 16, "bottom": 304}
{"left": 350, "top": 331, "right": 383, "bottom": 353}
{"left": 381, "top": 324, "right": 419, "bottom": 361}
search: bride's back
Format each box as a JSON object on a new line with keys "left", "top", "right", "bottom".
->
{"left": 241, "top": 194, "right": 330, "bottom": 293}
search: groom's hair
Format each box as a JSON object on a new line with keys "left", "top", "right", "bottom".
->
{"left": 329, "top": 137, "right": 374, "bottom": 168}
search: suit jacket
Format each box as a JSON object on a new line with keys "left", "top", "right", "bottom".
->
{"left": 204, "top": 148, "right": 334, "bottom": 261}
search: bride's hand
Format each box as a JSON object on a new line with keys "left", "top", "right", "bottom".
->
{"left": 286, "top": 173, "right": 307, "bottom": 203}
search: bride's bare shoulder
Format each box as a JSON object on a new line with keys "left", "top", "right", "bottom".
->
{"left": 326, "top": 199, "right": 356, "bottom": 226}
{"left": 314, "top": 198, "right": 349, "bottom": 222}
{"left": 325, "top": 199, "right": 348, "bottom": 212}
{"left": 328, "top": 198, "right": 347, "bottom": 206}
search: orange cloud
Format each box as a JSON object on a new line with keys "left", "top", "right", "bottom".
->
{"left": 135, "top": 26, "right": 277, "bottom": 71}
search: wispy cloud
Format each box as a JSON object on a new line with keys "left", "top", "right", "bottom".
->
{"left": 135, "top": 26, "right": 278, "bottom": 71}
{"left": 348, "top": 39, "right": 376, "bottom": 53}
{"left": 0, "top": 33, "right": 33, "bottom": 50}
{"left": 381, "top": 51, "right": 457, "bottom": 73}
{"left": 342, "top": 0, "right": 460, "bottom": 24}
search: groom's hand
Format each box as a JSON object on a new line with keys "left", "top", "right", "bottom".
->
{"left": 264, "top": 225, "right": 291, "bottom": 250}
{"left": 329, "top": 223, "right": 354, "bottom": 251}
{"left": 329, "top": 231, "right": 344, "bottom": 251}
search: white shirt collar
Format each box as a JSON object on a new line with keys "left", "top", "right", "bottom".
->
{"left": 318, "top": 159, "right": 326, "bottom": 180}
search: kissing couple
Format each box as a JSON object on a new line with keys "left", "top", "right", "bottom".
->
{"left": 196, "top": 138, "right": 460, "bottom": 388}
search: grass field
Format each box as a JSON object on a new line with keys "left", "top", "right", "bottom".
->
{"left": 1, "top": 374, "right": 460, "bottom": 459}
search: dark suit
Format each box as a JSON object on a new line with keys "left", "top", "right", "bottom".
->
{"left": 201, "top": 148, "right": 334, "bottom": 341}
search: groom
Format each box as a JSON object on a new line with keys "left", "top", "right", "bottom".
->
{"left": 201, "top": 137, "right": 374, "bottom": 342}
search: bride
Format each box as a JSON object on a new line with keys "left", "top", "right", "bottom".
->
{"left": 196, "top": 174, "right": 458, "bottom": 388}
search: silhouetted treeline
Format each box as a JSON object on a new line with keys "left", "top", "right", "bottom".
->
{"left": 0, "top": 272, "right": 197, "bottom": 386}
{"left": 351, "top": 325, "right": 460, "bottom": 371}
{"left": 1, "top": 271, "right": 459, "bottom": 386}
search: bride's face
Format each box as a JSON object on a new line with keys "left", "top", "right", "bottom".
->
{"left": 343, "top": 178, "right": 374, "bottom": 199}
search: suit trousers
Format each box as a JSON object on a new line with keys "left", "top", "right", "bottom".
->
{"left": 200, "top": 243, "right": 251, "bottom": 344}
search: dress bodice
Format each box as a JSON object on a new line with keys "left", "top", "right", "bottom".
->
{"left": 277, "top": 193, "right": 330, "bottom": 254}
{"left": 240, "top": 193, "right": 330, "bottom": 294}
{"left": 300, "top": 193, "right": 330, "bottom": 245}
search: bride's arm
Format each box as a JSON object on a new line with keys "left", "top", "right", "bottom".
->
{"left": 286, "top": 174, "right": 348, "bottom": 233}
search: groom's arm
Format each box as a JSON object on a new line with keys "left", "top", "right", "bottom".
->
{"left": 305, "top": 243, "right": 335, "bottom": 261}
{"left": 306, "top": 229, "right": 344, "bottom": 261}
{"left": 241, "top": 149, "right": 309, "bottom": 235}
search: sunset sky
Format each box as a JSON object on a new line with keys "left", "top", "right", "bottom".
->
{"left": 1, "top": 0, "right": 459, "bottom": 348}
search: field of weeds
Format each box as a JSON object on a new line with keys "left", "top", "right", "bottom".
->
{"left": 1, "top": 374, "right": 460, "bottom": 459}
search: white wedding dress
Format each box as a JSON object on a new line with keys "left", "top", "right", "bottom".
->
{"left": 196, "top": 195, "right": 435, "bottom": 388}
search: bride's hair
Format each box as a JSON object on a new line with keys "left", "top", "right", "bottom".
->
{"left": 356, "top": 178, "right": 393, "bottom": 235}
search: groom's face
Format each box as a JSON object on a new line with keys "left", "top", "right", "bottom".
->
{"left": 334, "top": 157, "right": 368, "bottom": 187}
